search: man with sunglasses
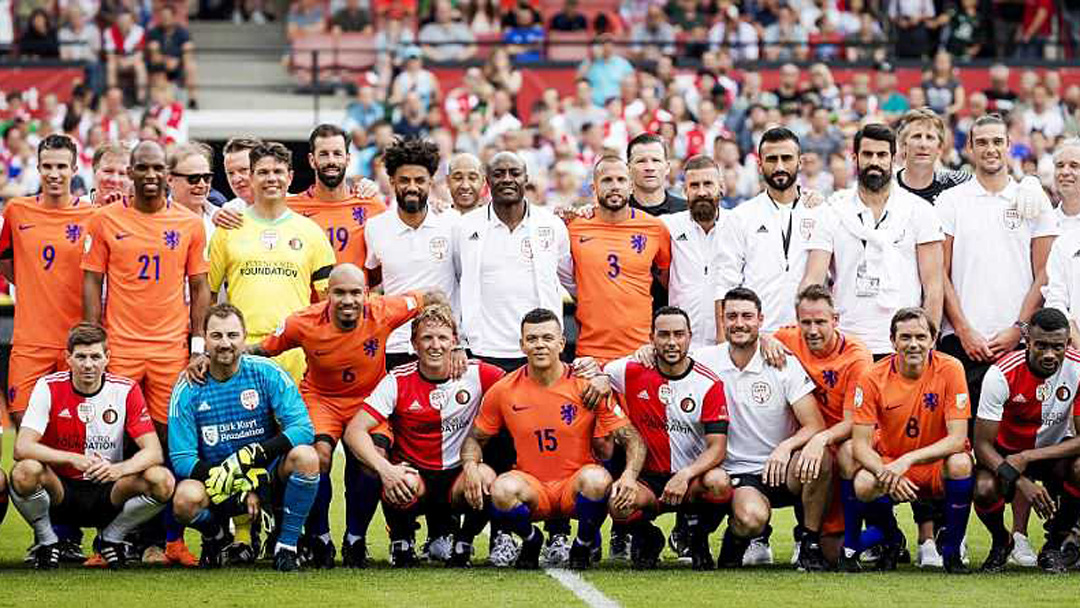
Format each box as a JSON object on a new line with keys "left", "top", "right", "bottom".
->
{"left": 167, "top": 142, "right": 217, "bottom": 240}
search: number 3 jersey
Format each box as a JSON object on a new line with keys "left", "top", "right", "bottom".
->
{"left": 603, "top": 357, "right": 728, "bottom": 475}
{"left": 22, "top": 372, "right": 155, "bottom": 480}
{"left": 978, "top": 349, "right": 1080, "bottom": 451}
{"left": 363, "top": 361, "right": 506, "bottom": 470}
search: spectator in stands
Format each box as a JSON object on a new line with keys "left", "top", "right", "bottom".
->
{"left": 19, "top": 8, "right": 59, "bottom": 58}
{"left": 708, "top": 3, "right": 759, "bottom": 61}
{"left": 481, "top": 88, "right": 521, "bottom": 148}
{"left": 1024, "top": 83, "right": 1066, "bottom": 140}
{"left": 419, "top": 0, "right": 476, "bottom": 62}
{"left": 943, "top": 0, "right": 987, "bottom": 59}
{"left": 461, "top": 0, "right": 500, "bottom": 34}
{"left": 876, "top": 65, "right": 910, "bottom": 120}
{"left": 1064, "top": 0, "right": 1080, "bottom": 59}
{"left": 503, "top": 3, "right": 544, "bottom": 62}
{"left": 146, "top": 6, "right": 199, "bottom": 109}
{"left": 330, "top": 0, "right": 372, "bottom": 33}
{"left": 579, "top": 35, "right": 634, "bottom": 108}
{"left": 827, "top": 151, "right": 851, "bottom": 192}
{"left": 799, "top": 150, "right": 832, "bottom": 193}
{"left": 845, "top": 10, "right": 886, "bottom": 62}
{"left": 392, "top": 91, "right": 430, "bottom": 139}
{"left": 501, "top": 1, "right": 541, "bottom": 29}
{"left": 104, "top": 10, "right": 148, "bottom": 105}
{"left": 763, "top": 4, "right": 808, "bottom": 61}
{"left": 888, "top": 0, "right": 936, "bottom": 58}
{"left": 286, "top": 0, "right": 326, "bottom": 42}
{"left": 343, "top": 83, "right": 384, "bottom": 132}
{"left": 922, "top": 50, "right": 965, "bottom": 117}
{"left": 665, "top": 0, "right": 707, "bottom": 31}
{"left": 374, "top": 14, "right": 417, "bottom": 69}
{"left": 631, "top": 4, "right": 677, "bottom": 62}
{"left": 546, "top": 158, "right": 587, "bottom": 209}
{"left": 802, "top": 106, "right": 842, "bottom": 158}
{"left": 483, "top": 48, "right": 522, "bottom": 97}
{"left": 59, "top": 5, "right": 102, "bottom": 91}
{"left": 444, "top": 66, "right": 491, "bottom": 125}
{"left": 550, "top": 0, "right": 588, "bottom": 32}
{"left": 389, "top": 46, "right": 440, "bottom": 112}
{"left": 1017, "top": 0, "right": 1054, "bottom": 59}
{"left": 771, "top": 63, "right": 805, "bottom": 115}
{"left": 984, "top": 63, "right": 1018, "bottom": 115}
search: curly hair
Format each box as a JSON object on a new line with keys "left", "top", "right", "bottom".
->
{"left": 383, "top": 137, "right": 440, "bottom": 179}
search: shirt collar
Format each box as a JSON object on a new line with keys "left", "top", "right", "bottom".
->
{"left": 969, "top": 175, "right": 1017, "bottom": 199}
{"left": 715, "top": 342, "right": 765, "bottom": 373}
{"left": 486, "top": 201, "right": 531, "bottom": 228}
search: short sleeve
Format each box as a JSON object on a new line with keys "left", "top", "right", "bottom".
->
{"left": 912, "top": 199, "right": 945, "bottom": 244}
{"left": 309, "top": 225, "right": 336, "bottom": 292}
{"left": 363, "top": 222, "right": 380, "bottom": 270}
{"left": 936, "top": 190, "right": 957, "bottom": 237}
{"left": 807, "top": 203, "right": 837, "bottom": 252}
{"left": 80, "top": 211, "right": 109, "bottom": 273}
{"left": 379, "top": 291, "right": 423, "bottom": 330}
{"left": 123, "top": 383, "right": 155, "bottom": 439}
{"left": 0, "top": 204, "right": 13, "bottom": 258}
{"left": 852, "top": 372, "right": 881, "bottom": 426}
{"left": 362, "top": 373, "right": 399, "bottom": 422}
{"left": 976, "top": 365, "right": 1009, "bottom": 422}
{"left": 593, "top": 394, "right": 630, "bottom": 438}
{"left": 260, "top": 314, "right": 302, "bottom": 357}
{"left": 842, "top": 353, "right": 872, "bottom": 414}
{"left": 942, "top": 359, "right": 971, "bottom": 421}
{"left": 207, "top": 228, "right": 229, "bottom": 292}
{"left": 782, "top": 356, "right": 816, "bottom": 404}
{"left": 701, "top": 381, "right": 729, "bottom": 432}
{"left": 653, "top": 223, "right": 671, "bottom": 270}
{"left": 21, "top": 379, "right": 53, "bottom": 435}
{"left": 602, "top": 357, "right": 631, "bottom": 395}
{"left": 474, "top": 384, "right": 506, "bottom": 436}
{"left": 477, "top": 362, "right": 506, "bottom": 393}
{"left": 1032, "top": 203, "right": 1062, "bottom": 239}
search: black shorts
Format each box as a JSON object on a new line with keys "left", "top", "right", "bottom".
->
{"left": 639, "top": 472, "right": 674, "bottom": 501}
{"left": 729, "top": 473, "right": 800, "bottom": 509}
{"left": 416, "top": 467, "right": 461, "bottom": 512}
{"left": 53, "top": 478, "right": 119, "bottom": 528}
{"left": 981, "top": 444, "right": 1068, "bottom": 500}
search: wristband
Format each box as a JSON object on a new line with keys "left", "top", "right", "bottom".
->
{"left": 451, "top": 345, "right": 465, "bottom": 352}
{"left": 190, "top": 336, "right": 206, "bottom": 354}
{"left": 996, "top": 461, "right": 1021, "bottom": 497}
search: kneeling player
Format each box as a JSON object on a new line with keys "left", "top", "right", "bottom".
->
{"left": 603, "top": 307, "right": 732, "bottom": 570}
{"left": 460, "top": 308, "right": 646, "bottom": 570}
{"left": 345, "top": 305, "right": 504, "bottom": 567}
{"left": 973, "top": 307, "right": 1080, "bottom": 573}
{"left": 11, "top": 323, "right": 174, "bottom": 569}
{"left": 848, "top": 307, "right": 973, "bottom": 574}
{"left": 169, "top": 304, "right": 319, "bottom": 572}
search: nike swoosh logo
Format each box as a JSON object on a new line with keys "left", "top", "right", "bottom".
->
{"left": 115, "top": 233, "right": 130, "bottom": 240}
{"left": 302, "top": 211, "right": 317, "bottom": 217}
{"left": 17, "top": 224, "right": 34, "bottom": 230}
{"left": 314, "top": 349, "right": 331, "bottom": 356}
{"left": 511, "top": 405, "right": 530, "bottom": 412}
{"left": 578, "top": 236, "right": 594, "bottom": 243}
{"left": 885, "top": 403, "right": 904, "bottom": 411}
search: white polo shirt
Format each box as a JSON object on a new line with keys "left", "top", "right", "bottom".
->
{"left": 809, "top": 185, "right": 944, "bottom": 354}
{"left": 1056, "top": 206, "right": 1080, "bottom": 234}
{"left": 1043, "top": 228, "right": 1080, "bottom": 327}
{"left": 365, "top": 208, "right": 460, "bottom": 355}
{"left": 695, "top": 343, "right": 816, "bottom": 476}
{"left": 452, "top": 204, "right": 571, "bottom": 359}
{"left": 662, "top": 209, "right": 730, "bottom": 347}
{"left": 714, "top": 192, "right": 821, "bottom": 332}
{"left": 937, "top": 177, "right": 1060, "bottom": 338}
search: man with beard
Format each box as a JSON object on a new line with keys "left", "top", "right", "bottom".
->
{"left": 973, "top": 307, "right": 1080, "bottom": 574}
{"left": 936, "top": 114, "right": 1059, "bottom": 426}
{"left": 661, "top": 155, "right": 730, "bottom": 348}
{"left": 288, "top": 125, "right": 387, "bottom": 275}
{"left": 714, "top": 127, "right": 824, "bottom": 341}
{"left": 82, "top": 140, "right": 210, "bottom": 565}
{"left": 365, "top": 138, "right": 460, "bottom": 370}
{"left": 803, "top": 123, "right": 945, "bottom": 358}
{"left": 447, "top": 152, "right": 487, "bottom": 215}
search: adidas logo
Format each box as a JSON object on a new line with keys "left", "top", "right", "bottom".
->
{"left": 198, "top": 402, "right": 211, "bottom": 412}
{"left": 1013, "top": 394, "right": 1027, "bottom": 403}
{"left": 59, "top": 409, "right": 72, "bottom": 418}
{"left": 637, "top": 390, "right": 649, "bottom": 400}
{"left": 676, "top": 233, "right": 688, "bottom": 242}
{"left": 468, "top": 232, "right": 480, "bottom": 241}
{"left": 408, "top": 401, "right": 422, "bottom": 412}
{"left": 757, "top": 225, "right": 769, "bottom": 233}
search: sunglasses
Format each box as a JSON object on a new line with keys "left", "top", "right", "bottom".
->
{"left": 172, "top": 172, "right": 213, "bottom": 185}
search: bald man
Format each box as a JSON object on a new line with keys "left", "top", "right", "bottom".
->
{"left": 189, "top": 262, "right": 452, "bottom": 567}
{"left": 447, "top": 153, "right": 487, "bottom": 214}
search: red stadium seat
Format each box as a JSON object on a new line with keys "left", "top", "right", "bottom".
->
{"left": 290, "top": 33, "right": 336, "bottom": 86}
{"left": 335, "top": 33, "right": 377, "bottom": 73}
{"left": 474, "top": 32, "right": 502, "bottom": 60}
{"left": 546, "top": 31, "right": 592, "bottom": 62}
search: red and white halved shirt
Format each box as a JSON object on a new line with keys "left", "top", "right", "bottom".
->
{"left": 978, "top": 349, "right": 1080, "bottom": 451}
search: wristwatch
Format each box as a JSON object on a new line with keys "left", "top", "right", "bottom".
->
{"left": 1013, "top": 320, "right": 1030, "bottom": 334}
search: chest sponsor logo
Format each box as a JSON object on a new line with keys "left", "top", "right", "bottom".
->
{"left": 1012, "top": 393, "right": 1027, "bottom": 403}
{"left": 429, "top": 236, "right": 449, "bottom": 262}
{"left": 1002, "top": 208, "right": 1022, "bottom": 231}
{"left": 657, "top": 384, "right": 673, "bottom": 405}
{"left": 240, "top": 389, "right": 260, "bottom": 411}
{"left": 799, "top": 217, "right": 815, "bottom": 240}
{"left": 680, "top": 397, "right": 696, "bottom": 413}
{"left": 101, "top": 408, "right": 118, "bottom": 425}
{"left": 579, "top": 236, "right": 595, "bottom": 244}
{"left": 18, "top": 223, "right": 34, "bottom": 230}
{"left": 750, "top": 381, "right": 772, "bottom": 404}
{"left": 1036, "top": 382, "right": 1052, "bottom": 402}
{"left": 455, "top": 389, "right": 471, "bottom": 404}
{"left": 636, "top": 389, "right": 650, "bottom": 400}
{"left": 59, "top": 408, "right": 72, "bottom": 418}
{"left": 77, "top": 402, "right": 94, "bottom": 423}
{"left": 1058, "top": 386, "right": 1073, "bottom": 402}
{"left": 430, "top": 389, "right": 448, "bottom": 411}
{"left": 260, "top": 229, "right": 279, "bottom": 250}
{"left": 511, "top": 403, "right": 530, "bottom": 412}
{"left": 675, "top": 233, "right": 688, "bottom": 242}
{"left": 289, "top": 237, "right": 303, "bottom": 251}
{"left": 201, "top": 425, "right": 219, "bottom": 447}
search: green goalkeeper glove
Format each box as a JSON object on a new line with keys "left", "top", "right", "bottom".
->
{"left": 204, "top": 444, "right": 268, "bottom": 503}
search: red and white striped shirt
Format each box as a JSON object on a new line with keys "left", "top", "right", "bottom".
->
{"left": 104, "top": 24, "right": 146, "bottom": 56}
{"left": 979, "top": 349, "right": 1080, "bottom": 452}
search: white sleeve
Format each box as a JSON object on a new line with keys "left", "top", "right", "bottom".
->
{"left": 977, "top": 365, "right": 1009, "bottom": 422}
{"left": 363, "top": 374, "right": 399, "bottom": 420}
{"left": 602, "top": 357, "right": 631, "bottom": 396}
{"left": 363, "top": 222, "right": 380, "bottom": 270}
{"left": 21, "top": 379, "right": 53, "bottom": 435}
{"left": 913, "top": 199, "right": 945, "bottom": 244}
{"left": 554, "top": 220, "right": 577, "bottom": 295}
{"left": 936, "top": 190, "right": 957, "bottom": 236}
{"left": 713, "top": 213, "right": 745, "bottom": 302}
{"left": 1043, "top": 236, "right": 1073, "bottom": 317}
{"left": 807, "top": 203, "right": 837, "bottom": 252}
{"left": 782, "top": 355, "right": 817, "bottom": 404}
{"left": 1032, "top": 204, "right": 1063, "bottom": 239}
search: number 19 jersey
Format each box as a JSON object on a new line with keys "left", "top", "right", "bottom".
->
{"left": 287, "top": 189, "right": 386, "bottom": 267}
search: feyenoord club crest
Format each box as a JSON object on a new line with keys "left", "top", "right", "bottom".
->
{"left": 1036, "top": 382, "right": 1052, "bottom": 402}
{"left": 657, "top": 384, "right": 673, "bottom": 404}
{"left": 288, "top": 237, "right": 303, "bottom": 251}
{"left": 455, "top": 389, "right": 471, "bottom": 404}
{"left": 751, "top": 381, "right": 772, "bottom": 404}
{"left": 240, "top": 389, "right": 260, "bottom": 410}
{"left": 680, "top": 397, "right": 696, "bottom": 413}
{"left": 1057, "top": 386, "right": 1073, "bottom": 402}
{"left": 102, "top": 408, "right": 118, "bottom": 425}
{"left": 799, "top": 218, "right": 815, "bottom": 240}
{"left": 77, "top": 402, "right": 94, "bottom": 423}
{"left": 260, "top": 229, "right": 279, "bottom": 250}
{"left": 520, "top": 237, "right": 534, "bottom": 260}
{"left": 536, "top": 227, "right": 554, "bottom": 251}
{"left": 201, "top": 425, "right": 220, "bottom": 447}
{"left": 1002, "top": 208, "right": 1022, "bottom": 230}
{"left": 429, "top": 236, "right": 449, "bottom": 262}
{"left": 430, "top": 389, "right": 448, "bottom": 411}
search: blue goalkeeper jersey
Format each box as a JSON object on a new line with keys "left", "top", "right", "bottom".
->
{"left": 168, "top": 354, "right": 314, "bottom": 479}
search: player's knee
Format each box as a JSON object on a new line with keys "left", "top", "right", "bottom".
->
{"left": 288, "top": 444, "right": 320, "bottom": 476}
{"left": 591, "top": 436, "right": 614, "bottom": 462}
{"left": 836, "top": 440, "right": 858, "bottom": 479}
{"left": 973, "top": 470, "right": 999, "bottom": 506}
{"left": 142, "top": 465, "right": 176, "bottom": 502}
{"left": 172, "top": 479, "right": 208, "bottom": 522}
{"left": 314, "top": 441, "right": 334, "bottom": 474}
{"left": 702, "top": 468, "right": 732, "bottom": 500}
{"left": 489, "top": 474, "right": 524, "bottom": 511}
{"left": 853, "top": 469, "right": 879, "bottom": 502}
{"left": 576, "top": 465, "right": 612, "bottom": 501}
{"left": 732, "top": 500, "right": 769, "bottom": 536}
{"left": 944, "top": 452, "right": 973, "bottom": 479}
{"left": 478, "top": 464, "right": 497, "bottom": 487}
{"left": 10, "top": 460, "right": 44, "bottom": 494}
{"left": 1067, "top": 457, "right": 1080, "bottom": 486}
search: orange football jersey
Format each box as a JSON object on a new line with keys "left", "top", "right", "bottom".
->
{"left": 774, "top": 326, "right": 872, "bottom": 427}
{"left": 853, "top": 351, "right": 970, "bottom": 458}
{"left": 568, "top": 211, "right": 671, "bottom": 361}
{"left": 475, "top": 365, "right": 629, "bottom": 483}
{"left": 81, "top": 200, "right": 208, "bottom": 354}
{"left": 0, "top": 196, "right": 96, "bottom": 348}
{"left": 259, "top": 291, "right": 422, "bottom": 399}
{"left": 287, "top": 188, "right": 387, "bottom": 268}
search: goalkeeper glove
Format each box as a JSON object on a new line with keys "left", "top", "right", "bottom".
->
{"left": 1014, "top": 175, "right": 1052, "bottom": 220}
{"left": 205, "top": 443, "right": 268, "bottom": 503}
{"left": 205, "top": 465, "right": 235, "bottom": 504}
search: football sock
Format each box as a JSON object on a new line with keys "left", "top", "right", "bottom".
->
{"left": 864, "top": 496, "right": 900, "bottom": 544}
{"left": 189, "top": 509, "right": 222, "bottom": 538}
{"left": 974, "top": 497, "right": 1009, "bottom": 548}
{"left": 491, "top": 503, "right": 533, "bottom": 539}
{"left": 545, "top": 519, "right": 572, "bottom": 536}
{"left": 305, "top": 473, "right": 332, "bottom": 539}
{"left": 941, "top": 476, "right": 973, "bottom": 559}
{"left": 859, "top": 526, "right": 884, "bottom": 550}
{"left": 164, "top": 506, "right": 185, "bottom": 543}
{"left": 459, "top": 509, "right": 489, "bottom": 543}
{"left": 12, "top": 488, "right": 58, "bottom": 545}
{"left": 1048, "top": 480, "right": 1080, "bottom": 547}
{"left": 344, "top": 451, "right": 381, "bottom": 540}
{"left": 382, "top": 502, "right": 419, "bottom": 541}
{"left": 103, "top": 495, "right": 166, "bottom": 543}
{"left": 281, "top": 472, "right": 320, "bottom": 549}
{"left": 841, "top": 480, "right": 865, "bottom": 551}
{"left": 574, "top": 493, "right": 608, "bottom": 545}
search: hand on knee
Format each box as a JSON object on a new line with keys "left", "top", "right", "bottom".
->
{"left": 853, "top": 470, "right": 880, "bottom": 502}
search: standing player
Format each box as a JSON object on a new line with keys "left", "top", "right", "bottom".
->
{"left": 627, "top": 132, "right": 687, "bottom": 216}
{"left": 90, "top": 142, "right": 132, "bottom": 206}
{"left": 365, "top": 138, "right": 459, "bottom": 370}
{"left": 973, "top": 307, "right": 1080, "bottom": 573}
{"left": 344, "top": 306, "right": 504, "bottom": 567}
{"left": 1042, "top": 139, "right": 1080, "bottom": 345}
{"left": 1053, "top": 140, "right": 1080, "bottom": 233}
{"left": 894, "top": 108, "right": 971, "bottom": 204}
{"left": 288, "top": 124, "right": 387, "bottom": 272}
{"left": 207, "top": 141, "right": 336, "bottom": 384}
{"left": 446, "top": 152, "right": 486, "bottom": 215}
{"left": 11, "top": 323, "right": 174, "bottom": 569}
{"left": 803, "top": 123, "right": 945, "bottom": 356}
{"left": 169, "top": 304, "right": 319, "bottom": 572}
{"left": 847, "top": 307, "right": 974, "bottom": 574}
{"left": 460, "top": 308, "right": 646, "bottom": 570}
{"left": 602, "top": 307, "right": 732, "bottom": 570}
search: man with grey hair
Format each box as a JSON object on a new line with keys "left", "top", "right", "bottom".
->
{"left": 1051, "top": 139, "right": 1080, "bottom": 233}
{"left": 1040, "top": 139, "right": 1080, "bottom": 346}
{"left": 168, "top": 142, "right": 217, "bottom": 238}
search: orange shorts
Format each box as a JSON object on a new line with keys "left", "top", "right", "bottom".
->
{"left": 109, "top": 355, "right": 187, "bottom": 424}
{"left": 303, "top": 391, "right": 370, "bottom": 443}
{"left": 8, "top": 346, "right": 68, "bottom": 413}
{"left": 883, "top": 456, "right": 945, "bottom": 499}
{"left": 512, "top": 469, "right": 585, "bottom": 520}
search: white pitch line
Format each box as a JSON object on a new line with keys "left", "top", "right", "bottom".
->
{"left": 544, "top": 567, "right": 622, "bottom": 608}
